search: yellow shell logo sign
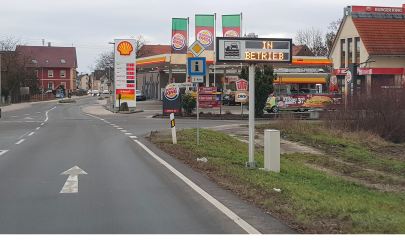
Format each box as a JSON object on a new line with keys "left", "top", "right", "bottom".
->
{"left": 117, "top": 41, "right": 133, "bottom": 56}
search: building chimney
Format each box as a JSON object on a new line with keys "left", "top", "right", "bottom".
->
{"left": 48, "top": 42, "right": 51, "bottom": 47}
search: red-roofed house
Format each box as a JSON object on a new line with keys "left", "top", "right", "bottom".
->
{"left": 17, "top": 45, "right": 77, "bottom": 92}
{"left": 329, "top": 4, "right": 405, "bottom": 95}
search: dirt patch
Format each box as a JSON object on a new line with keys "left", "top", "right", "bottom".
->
{"left": 370, "top": 145, "right": 405, "bottom": 162}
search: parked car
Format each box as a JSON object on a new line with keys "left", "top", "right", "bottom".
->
{"left": 102, "top": 90, "right": 109, "bottom": 94}
{"left": 222, "top": 94, "right": 240, "bottom": 106}
{"left": 92, "top": 90, "right": 100, "bottom": 96}
{"left": 87, "top": 90, "right": 92, "bottom": 95}
{"left": 45, "top": 89, "right": 53, "bottom": 94}
{"left": 136, "top": 90, "right": 146, "bottom": 101}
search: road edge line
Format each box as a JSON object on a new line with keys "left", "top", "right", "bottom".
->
{"left": 134, "top": 139, "right": 261, "bottom": 234}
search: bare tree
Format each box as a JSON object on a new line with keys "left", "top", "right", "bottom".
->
{"left": 0, "top": 37, "right": 39, "bottom": 96}
{"left": 325, "top": 18, "right": 342, "bottom": 56}
{"left": 294, "top": 27, "right": 327, "bottom": 57}
{"left": 130, "top": 35, "right": 154, "bottom": 59}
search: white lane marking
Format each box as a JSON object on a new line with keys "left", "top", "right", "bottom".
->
{"left": 117, "top": 128, "right": 123, "bottom": 130}
{"left": 36, "top": 112, "right": 41, "bottom": 114}
{"left": 18, "top": 132, "right": 30, "bottom": 139}
{"left": 11, "top": 116, "right": 17, "bottom": 118}
{"left": 129, "top": 136, "right": 137, "bottom": 139}
{"left": 15, "top": 139, "right": 25, "bottom": 145}
{"left": 60, "top": 166, "right": 88, "bottom": 193}
{"left": 28, "top": 132, "right": 35, "bottom": 136}
{"left": 105, "top": 121, "right": 110, "bottom": 123}
{"left": 99, "top": 119, "right": 104, "bottom": 121}
{"left": 36, "top": 127, "right": 40, "bottom": 130}
{"left": 121, "top": 130, "right": 127, "bottom": 132}
{"left": 45, "top": 106, "right": 56, "bottom": 122}
{"left": 125, "top": 133, "right": 132, "bottom": 135}
{"left": 2, "top": 121, "right": 11, "bottom": 122}
{"left": 25, "top": 121, "right": 34, "bottom": 123}
{"left": 41, "top": 123, "right": 44, "bottom": 126}
{"left": 24, "top": 117, "right": 33, "bottom": 119}
{"left": 134, "top": 140, "right": 261, "bottom": 234}
{"left": 0, "top": 150, "right": 9, "bottom": 156}
{"left": 24, "top": 114, "right": 30, "bottom": 115}
{"left": 15, "top": 121, "right": 22, "bottom": 122}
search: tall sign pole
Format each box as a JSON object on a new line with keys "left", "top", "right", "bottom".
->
{"left": 216, "top": 37, "right": 292, "bottom": 168}
{"left": 248, "top": 64, "right": 256, "bottom": 167}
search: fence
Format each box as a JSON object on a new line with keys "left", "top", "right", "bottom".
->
{"left": 7, "top": 93, "right": 55, "bottom": 104}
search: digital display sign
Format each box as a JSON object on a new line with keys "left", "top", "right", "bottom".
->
{"left": 216, "top": 37, "right": 292, "bottom": 63}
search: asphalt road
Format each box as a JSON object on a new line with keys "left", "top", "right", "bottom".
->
{"left": 0, "top": 97, "right": 296, "bottom": 234}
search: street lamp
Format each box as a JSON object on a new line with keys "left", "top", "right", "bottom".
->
{"left": 108, "top": 42, "right": 115, "bottom": 113}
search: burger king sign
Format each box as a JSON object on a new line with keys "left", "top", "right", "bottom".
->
{"left": 172, "top": 33, "right": 186, "bottom": 50}
{"left": 197, "top": 30, "right": 213, "bottom": 47}
{"left": 165, "top": 84, "right": 179, "bottom": 100}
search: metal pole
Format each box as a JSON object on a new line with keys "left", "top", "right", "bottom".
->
{"left": 247, "top": 64, "right": 257, "bottom": 167}
{"left": 197, "top": 83, "right": 199, "bottom": 145}
{"left": 0, "top": 53, "right": 2, "bottom": 107}
{"left": 41, "top": 66, "right": 43, "bottom": 101}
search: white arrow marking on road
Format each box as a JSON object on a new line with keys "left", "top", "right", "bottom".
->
{"left": 0, "top": 150, "right": 9, "bottom": 156}
{"left": 60, "top": 166, "right": 88, "bottom": 193}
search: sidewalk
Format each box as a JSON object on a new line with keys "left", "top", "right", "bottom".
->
{"left": 0, "top": 95, "right": 88, "bottom": 112}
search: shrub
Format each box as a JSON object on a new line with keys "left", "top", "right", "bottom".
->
{"left": 323, "top": 91, "right": 405, "bottom": 143}
{"left": 181, "top": 93, "right": 196, "bottom": 115}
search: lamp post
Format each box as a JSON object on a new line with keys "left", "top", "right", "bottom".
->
{"left": 41, "top": 66, "right": 44, "bottom": 101}
{"left": 108, "top": 42, "right": 115, "bottom": 113}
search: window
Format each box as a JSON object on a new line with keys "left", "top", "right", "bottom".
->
{"left": 61, "top": 82, "right": 66, "bottom": 88}
{"left": 341, "top": 39, "right": 346, "bottom": 68}
{"left": 348, "top": 38, "right": 353, "bottom": 64}
{"left": 48, "top": 82, "right": 53, "bottom": 89}
{"left": 32, "top": 59, "right": 37, "bottom": 64}
{"left": 48, "top": 70, "right": 53, "bottom": 77}
{"left": 45, "top": 59, "right": 49, "bottom": 64}
{"left": 60, "top": 59, "right": 66, "bottom": 64}
{"left": 355, "top": 37, "right": 360, "bottom": 65}
{"left": 61, "top": 70, "right": 66, "bottom": 78}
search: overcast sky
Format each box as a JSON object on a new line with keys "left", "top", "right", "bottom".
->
{"left": 1, "top": 0, "right": 404, "bottom": 74}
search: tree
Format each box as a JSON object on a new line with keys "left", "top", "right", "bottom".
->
{"left": 294, "top": 27, "right": 327, "bottom": 57}
{"left": 0, "top": 37, "right": 39, "bottom": 96}
{"left": 239, "top": 65, "right": 275, "bottom": 117}
{"left": 325, "top": 18, "right": 342, "bottom": 56}
{"left": 92, "top": 35, "right": 154, "bottom": 83}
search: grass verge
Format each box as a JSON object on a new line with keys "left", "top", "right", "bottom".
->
{"left": 148, "top": 128, "right": 405, "bottom": 234}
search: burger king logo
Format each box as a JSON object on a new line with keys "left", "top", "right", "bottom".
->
{"left": 197, "top": 30, "right": 213, "bottom": 47}
{"left": 172, "top": 33, "right": 186, "bottom": 50}
{"left": 366, "top": 7, "right": 371, "bottom": 12}
{"left": 165, "top": 84, "right": 179, "bottom": 100}
{"left": 224, "top": 30, "right": 239, "bottom": 37}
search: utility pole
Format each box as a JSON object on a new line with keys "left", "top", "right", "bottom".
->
{"left": 0, "top": 53, "right": 2, "bottom": 107}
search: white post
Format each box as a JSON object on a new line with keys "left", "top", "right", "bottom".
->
{"left": 264, "top": 129, "right": 280, "bottom": 172}
{"left": 170, "top": 113, "right": 177, "bottom": 144}
{"left": 247, "top": 64, "right": 257, "bottom": 167}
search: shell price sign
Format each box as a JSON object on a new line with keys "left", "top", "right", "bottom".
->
{"left": 114, "top": 39, "right": 136, "bottom": 108}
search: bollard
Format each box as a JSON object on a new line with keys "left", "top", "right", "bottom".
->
{"left": 170, "top": 113, "right": 177, "bottom": 144}
{"left": 264, "top": 129, "right": 280, "bottom": 172}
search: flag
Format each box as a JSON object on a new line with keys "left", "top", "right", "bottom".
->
{"left": 222, "top": 14, "right": 241, "bottom": 37}
{"left": 171, "top": 18, "right": 188, "bottom": 64}
{"left": 171, "top": 18, "right": 188, "bottom": 54}
{"left": 195, "top": 14, "right": 214, "bottom": 51}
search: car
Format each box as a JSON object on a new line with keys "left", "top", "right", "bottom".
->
{"left": 87, "top": 90, "right": 92, "bottom": 95}
{"left": 45, "top": 89, "right": 53, "bottom": 94}
{"left": 92, "top": 90, "right": 100, "bottom": 96}
{"left": 222, "top": 94, "right": 240, "bottom": 106}
{"left": 102, "top": 90, "right": 109, "bottom": 94}
{"left": 136, "top": 90, "right": 146, "bottom": 101}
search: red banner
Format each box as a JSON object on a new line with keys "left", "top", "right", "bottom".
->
{"left": 196, "top": 27, "right": 214, "bottom": 51}
{"left": 198, "top": 87, "right": 217, "bottom": 94}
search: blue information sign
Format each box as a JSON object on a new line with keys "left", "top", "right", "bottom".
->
{"left": 188, "top": 57, "right": 206, "bottom": 76}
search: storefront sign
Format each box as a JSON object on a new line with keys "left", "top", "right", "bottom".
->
{"left": 236, "top": 79, "right": 248, "bottom": 91}
{"left": 198, "top": 87, "right": 217, "bottom": 94}
{"left": 216, "top": 37, "right": 292, "bottom": 63}
{"left": 165, "top": 84, "right": 179, "bottom": 100}
{"left": 352, "top": 6, "right": 404, "bottom": 14}
{"left": 235, "top": 91, "right": 249, "bottom": 102}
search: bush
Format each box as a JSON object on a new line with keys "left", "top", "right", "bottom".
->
{"left": 323, "top": 91, "right": 405, "bottom": 143}
{"left": 181, "top": 93, "right": 196, "bottom": 115}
